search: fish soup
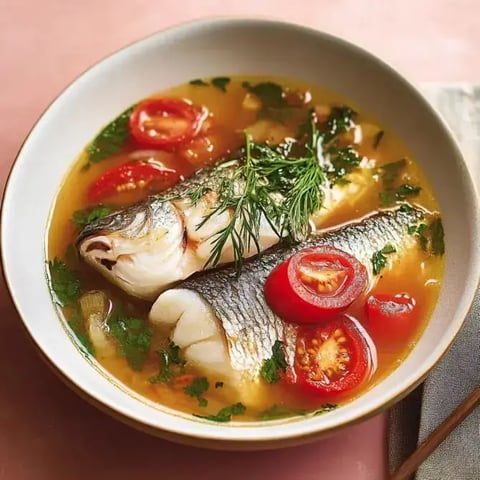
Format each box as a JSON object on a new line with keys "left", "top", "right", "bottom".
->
{"left": 47, "top": 76, "right": 444, "bottom": 422}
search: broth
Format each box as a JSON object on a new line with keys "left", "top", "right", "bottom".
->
{"left": 47, "top": 76, "right": 444, "bottom": 421}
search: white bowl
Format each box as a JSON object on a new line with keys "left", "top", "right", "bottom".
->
{"left": 2, "top": 17, "right": 479, "bottom": 449}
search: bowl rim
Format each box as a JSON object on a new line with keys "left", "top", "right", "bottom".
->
{"left": 2, "top": 16, "right": 479, "bottom": 445}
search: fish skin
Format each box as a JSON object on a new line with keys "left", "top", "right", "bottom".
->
{"left": 172, "top": 207, "right": 423, "bottom": 374}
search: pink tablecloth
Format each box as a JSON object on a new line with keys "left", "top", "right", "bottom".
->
{"left": 0, "top": 1, "right": 477, "bottom": 479}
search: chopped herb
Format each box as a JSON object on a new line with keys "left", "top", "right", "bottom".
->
{"left": 324, "top": 106, "right": 356, "bottom": 141}
{"left": 242, "top": 81, "right": 286, "bottom": 109}
{"left": 378, "top": 159, "right": 407, "bottom": 185}
{"left": 72, "top": 204, "right": 113, "bottom": 230}
{"left": 189, "top": 78, "right": 209, "bottom": 86}
{"left": 86, "top": 104, "right": 136, "bottom": 164}
{"left": 373, "top": 130, "right": 384, "bottom": 149}
{"left": 48, "top": 258, "right": 82, "bottom": 307}
{"left": 312, "top": 403, "right": 338, "bottom": 416}
{"left": 107, "top": 314, "right": 152, "bottom": 371}
{"left": 400, "top": 203, "right": 414, "bottom": 213}
{"left": 396, "top": 184, "right": 421, "bottom": 199}
{"left": 371, "top": 244, "right": 397, "bottom": 275}
{"left": 194, "top": 402, "right": 246, "bottom": 422}
{"left": 184, "top": 377, "right": 209, "bottom": 407}
{"left": 211, "top": 77, "right": 230, "bottom": 92}
{"left": 325, "top": 145, "right": 362, "bottom": 184}
{"left": 408, "top": 218, "right": 444, "bottom": 256}
{"left": 68, "top": 307, "right": 94, "bottom": 356}
{"left": 215, "top": 381, "right": 224, "bottom": 389}
{"left": 260, "top": 340, "right": 288, "bottom": 384}
{"left": 258, "top": 404, "right": 307, "bottom": 420}
{"left": 149, "top": 341, "right": 185, "bottom": 384}
{"left": 429, "top": 218, "right": 445, "bottom": 256}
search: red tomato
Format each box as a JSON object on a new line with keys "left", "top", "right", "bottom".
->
{"left": 365, "top": 293, "right": 417, "bottom": 341}
{"left": 129, "top": 98, "right": 204, "bottom": 149}
{"left": 291, "top": 315, "right": 375, "bottom": 397}
{"left": 264, "top": 246, "right": 368, "bottom": 324}
{"left": 88, "top": 160, "right": 178, "bottom": 201}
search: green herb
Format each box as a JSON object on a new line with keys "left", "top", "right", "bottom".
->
{"left": 260, "top": 340, "right": 288, "bottom": 384}
{"left": 197, "top": 117, "right": 325, "bottom": 269}
{"left": 371, "top": 244, "right": 397, "bottom": 275}
{"left": 379, "top": 190, "right": 397, "bottom": 207}
{"left": 86, "top": 104, "right": 136, "bottom": 164}
{"left": 72, "top": 205, "right": 113, "bottom": 230}
{"left": 242, "top": 81, "right": 286, "bottom": 108}
{"left": 184, "top": 377, "right": 209, "bottom": 407}
{"left": 48, "top": 258, "right": 82, "bottom": 307}
{"left": 373, "top": 130, "right": 384, "bottom": 149}
{"left": 378, "top": 159, "right": 407, "bottom": 185}
{"left": 188, "top": 186, "right": 208, "bottom": 206}
{"left": 189, "top": 78, "right": 209, "bottom": 86}
{"left": 324, "top": 106, "right": 356, "bottom": 141}
{"left": 325, "top": 145, "right": 361, "bottom": 184}
{"left": 258, "top": 404, "right": 307, "bottom": 420}
{"left": 194, "top": 402, "right": 246, "bottom": 422}
{"left": 408, "top": 218, "right": 444, "bottom": 256}
{"left": 312, "top": 403, "right": 338, "bottom": 416}
{"left": 396, "top": 184, "right": 421, "bottom": 199}
{"left": 149, "top": 341, "right": 185, "bottom": 384}
{"left": 211, "top": 77, "right": 230, "bottom": 92}
{"left": 107, "top": 314, "right": 152, "bottom": 371}
{"left": 68, "top": 307, "right": 95, "bottom": 356}
{"left": 400, "top": 203, "right": 414, "bottom": 213}
{"left": 215, "top": 381, "right": 224, "bottom": 388}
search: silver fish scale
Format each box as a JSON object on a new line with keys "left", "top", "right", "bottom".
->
{"left": 180, "top": 207, "right": 423, "bottom": 374}
{"left": 76, "top": 160, "right": 241, "bottom": 242}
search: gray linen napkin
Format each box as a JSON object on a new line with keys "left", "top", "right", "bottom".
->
{"left": 389, "top": 85, "right": 480, "bottom": 479}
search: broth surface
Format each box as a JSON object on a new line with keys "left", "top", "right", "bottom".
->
{"left": 47, "top": 76, "right": 444, "bottom": 421}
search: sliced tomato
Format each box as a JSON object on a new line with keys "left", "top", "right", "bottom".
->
{"left": 365, "top": 293, "right": 417, "bottom": 341}
{"left": 291, "top": 315, "right": 375, "bottom": 397}
{"left": 264, "top": 246, "right": 368, "bottom": 324}
{"left": 129, "top": 98, "right": 204, "bottom": 149}
{"left": 88, "top": 160, "right": 178, "bottom": 201}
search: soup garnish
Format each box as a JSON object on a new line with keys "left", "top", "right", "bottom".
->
{"left": 47, "top": 76, "right": 444, "bottom": 422}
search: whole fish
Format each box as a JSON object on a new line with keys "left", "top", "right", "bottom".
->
{"left": 148, "top": 207, "right": 423, "bottom": 381}
{"left": 77, "top": 153, "right": 373, "bottom": 300}
{"left": 77, "top": 158, "right": 282, "bottom": 300}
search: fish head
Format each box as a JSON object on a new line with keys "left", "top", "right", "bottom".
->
{"left": 77, "top": 197, "right": 194, "bottom": 300}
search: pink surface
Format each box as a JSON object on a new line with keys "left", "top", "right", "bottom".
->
{"left": 0, "top": 1, "right": 477, "bottom": 479}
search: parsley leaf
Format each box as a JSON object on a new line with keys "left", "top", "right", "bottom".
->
{"left": 48, "top": 258, "right": 82, "bottom": 307}
{"left": 324, "top": 106, "right": 356, "bottom": 141}
{"left": 373, "top": 130, "right": 384, "bottom": 149}
{"left": 211, "top": 77, "right": 230, "bottom": 92}
{"left": 258, "top": 404, "right": 307, "bottom": 420}
{"left": 242, "top": 81, "right": 286, "bottom": 109}
{"left": 371, "top": 244, "right": 397, "bottom": 275}
{"left": 107, "top": 314, "right": 152, "bottom": 371}
{"left": 260, "top": 340, "right": 288, "bottom": 384}
{"left": 325, "top": 145, "right": 362, "bottom": 184}
{"left": 396, "top": 184, "right": 421, "bottom": 199}
{"left": 68, "top": 307, "right": 95, "bottom": 356}
{"left": 429, "top": 218, "right": 445, "bottom": 256}
{"left": 189, "top": 78, "right": 209, "bottom": 86}
{"left": 87, "top": 104, "right": 136, "bottom": 164}
{"left": 72, "top": 205, "right": 113, "bottom": 230}
{"left": 149, "top": 341, "right": 185, "bottom": 384}
{"left": 184, "top": 377, "right": 209, "bottom": 407}
{"left": 194, "top": 402, "right": 246, "bottom": 422}
{"left": 312, "top": 403, "right": 338, "bottom": 416}
{"left": 378, "top": 159, "right": 407, "bottom": 185}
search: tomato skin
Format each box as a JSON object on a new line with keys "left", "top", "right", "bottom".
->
{"left": 88, "top": 160, "right": 178, "bottom": 201}
{"left": 291, "top": 315, "right": 375, "bottom": 397}
{"left": 264, "top": 246, "right": 367, "bottom": 324}
{"left": 129, "top": 98, "right": 203, "bottom": 149}
{"left": 365, "top": 293, "right": 417, "bottom": 341}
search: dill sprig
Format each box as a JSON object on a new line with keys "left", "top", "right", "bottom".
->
{"left": 197, "top": 116, "right": 327, "bottom": 270}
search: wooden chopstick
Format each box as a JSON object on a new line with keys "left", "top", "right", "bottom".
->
{"left": 390, "top": 385, "right": 480, "bottom": 480}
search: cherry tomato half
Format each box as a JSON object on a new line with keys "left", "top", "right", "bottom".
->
{"left": 264, "top": 246, "right": 368, "bottom": 324}
{"left": 88, "top": 160, "right": 178, "bottom": 201}
{"left": 291, "top": 315, "right": 375, "bottom": 397}
{"left": 365, "top": 293, "right": 417, "bottom": 342}
{"left": 129, "top": 98, "right": 204, "bottom": 149}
